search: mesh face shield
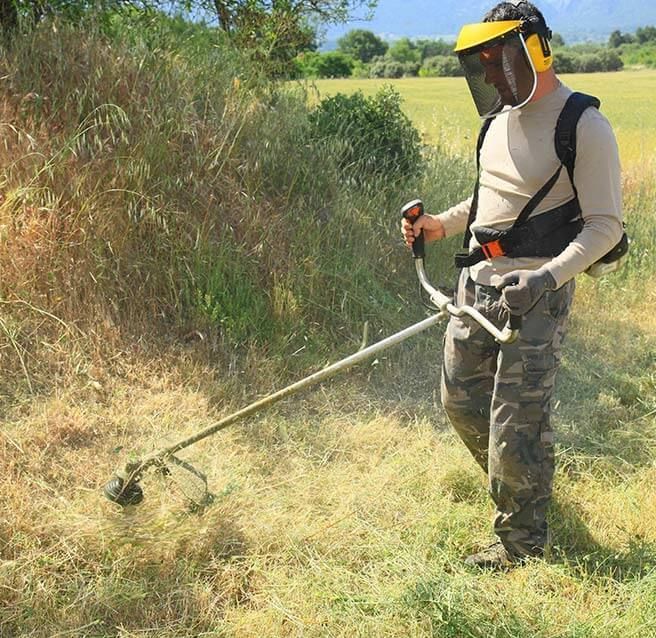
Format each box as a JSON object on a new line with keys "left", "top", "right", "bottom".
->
{"left": 457, "top": 31, "right": 537, "bottom": 119}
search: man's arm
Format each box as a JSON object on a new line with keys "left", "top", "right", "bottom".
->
{"left": 436, "top": 196, "right": 473, "bottom": 238}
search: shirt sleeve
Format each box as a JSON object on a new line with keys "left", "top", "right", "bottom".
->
{"left": 435, "top": 196, "right": 473, "bottom": 238}
{"left": 545, "top": 108, "right": 624, "bottom": 288}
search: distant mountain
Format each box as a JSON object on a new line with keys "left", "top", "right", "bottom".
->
{"left": 321, "top": 0, "right": 656, "bottom": 47}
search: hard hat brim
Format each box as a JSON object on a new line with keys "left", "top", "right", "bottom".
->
{"left": 454, "top": 20, "right": 522, "bottom": 54}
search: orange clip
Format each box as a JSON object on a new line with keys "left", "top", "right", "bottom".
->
{"left": 481, "top": 240, "right": 505, "bottom": 259}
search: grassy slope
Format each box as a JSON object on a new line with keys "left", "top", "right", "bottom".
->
{"left": 1, "top": 27, "right": 655, "bottom": 638}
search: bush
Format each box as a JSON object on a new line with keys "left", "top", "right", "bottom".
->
{"left": 400, "top": 61, "right": 421, "bottom": 77}
{"left": 596, "top": 49, "right": 624, "bottom": 71}
{"left": 577, "top": 53, "right": 603, "bottom": 73}
{"left": 553, "top": 50, "right": 578, "bottom": 74}
{"left": 368, "top": 58, "right": 405, "bottom": 78}
{"left": 554, "top": 49, "right": 624, "bottom": 73}
{"left": 295, "top": 51, "right": 354, "bottom": 78}
{"left": 309, "top": 86, "right": 423, "bottom": 183}
{"left": 419, "top": 55, "right": 463, "bottom": 77}
{"left": 620, "top": 42, "right": 656, "bottom": 68}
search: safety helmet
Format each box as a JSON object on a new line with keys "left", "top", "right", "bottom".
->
{"left": 454, "top": 15, "right": 553, "bottom": 118}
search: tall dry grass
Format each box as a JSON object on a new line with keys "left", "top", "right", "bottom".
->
{"left": 0, "top": 17, "right": 654, "bottom": 638}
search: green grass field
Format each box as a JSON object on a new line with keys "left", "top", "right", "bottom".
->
{"left": 2, "top": 30, "right": 655, "bottom": 638}
{"left": 309, "top": 70, "right": 656, "bottom": 170}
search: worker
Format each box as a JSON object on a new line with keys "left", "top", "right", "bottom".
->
{"left": 402, "top": 1, "right": 623, "bottom": 569}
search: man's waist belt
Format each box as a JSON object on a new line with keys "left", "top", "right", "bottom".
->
{"left": 454, "top": 199, "right": 583, "bottom": 269}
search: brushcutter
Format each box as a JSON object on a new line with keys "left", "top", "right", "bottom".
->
{"left": 103, "top": 199, "right": 521, "bottom": 508}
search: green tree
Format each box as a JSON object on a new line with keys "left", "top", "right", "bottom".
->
{"left": 608, "top": 29, "right": 634, "bottom": 48}
{"left": 636, "top": 25, "right": 656, "bottom": 44}
{"left": 296, "top": 50, "right": 353, "bottom": 77}
{"left": 0, "top": 0, "right": 375, "bottom": 78}
{"left": 387, "top": 37, "right": 419, "bottom": 64}
{"left": 198, "top": 0, "right": 378, "bottom": 76}
{"left": 415, "top": 37, "right": 453, "bottom": 61}
{"left": 551, "top": 32, "right": 565, "bottom": 47}
{"left": 337, "top": 28, "right": 387, "bottom": 62}
{"left": 2, "top": 0, "right": 128, "bottom": 30}
{"left": 419, "top": 55, "right": 463, "bottom": 77}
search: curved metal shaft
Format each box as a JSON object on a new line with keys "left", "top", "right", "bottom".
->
{"left": 414, "top": 259, "right": 519, "bottom": 344}
{"left": 115, "top": 253, "right": 518, "bottom": 489}
{"left": 122, "top": 312, "right": 446, "bottom": 480}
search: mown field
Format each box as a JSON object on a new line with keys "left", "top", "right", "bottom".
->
{"left": 1, "top": 28, "right": 655, "bottom": 638}
{"left": 309, "top": 70, "right": 656, "bottom": 170}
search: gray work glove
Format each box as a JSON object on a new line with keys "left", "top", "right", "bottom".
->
{"left": 495, "top": 267, "right": 557, "bottom": 316}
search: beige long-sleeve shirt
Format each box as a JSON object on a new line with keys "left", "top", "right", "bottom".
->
{"left": 437, "top": 83, "right": 623, "bottom": 289}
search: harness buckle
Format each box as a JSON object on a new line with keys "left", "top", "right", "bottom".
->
{"left": 481, "top": 240, "right": 505, "bottom": 259}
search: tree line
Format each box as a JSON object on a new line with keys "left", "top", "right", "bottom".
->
{"left": 2, "top": 0, "right": 655, "bottom": 79}
{"left": 0, "top": 0, "right": 375, "bottom": 76}
{"left": 295, "top": 25, "right": 656, "bottom": 79}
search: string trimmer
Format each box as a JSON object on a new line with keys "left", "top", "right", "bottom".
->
{"left": 103, "top": 200, "right": 521, "bottom": 507}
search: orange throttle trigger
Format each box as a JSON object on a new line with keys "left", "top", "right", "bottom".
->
{"left": 401, "top": 199, "right": 425, "bottom": 259}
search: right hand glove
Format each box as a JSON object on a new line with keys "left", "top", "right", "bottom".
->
{"left": 495, "top": 267, "right": 557, "bottom": 316}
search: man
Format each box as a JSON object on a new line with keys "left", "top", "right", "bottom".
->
{"left": 402, "top": 1, "right": 623, "bottom": 570}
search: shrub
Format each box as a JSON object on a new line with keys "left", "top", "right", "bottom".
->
{"left": 596, "top": 49, "right": 624, "bottom": 71}
{"left": 309, "top": 86, "right": 423, "bottom": 183}
{"left": 401, "top": 61, "right": 421, "bottom": 77}
{"left": 554, "top": 49, "right": 624, "bottom": 73}
{"left": 577, "top": 53, "right": 603, "bottom": 73}
{"left": 554, "top": 50, "right": 578, "bottom": 73}
{"left": 368, "top": 58, "right": 405, "bottom": 78}
{"left": 619, "top": 42, "right": 656, "bottom": 68}
{"left": 295, "top": 51, "right": 354, "bottom": 78}
{"left": 419, "top": 55, "right": 463, "bottom": 77}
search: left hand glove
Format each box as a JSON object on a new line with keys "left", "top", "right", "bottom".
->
{"left": 494, "top": 267, "right": 557, "bottom": 316}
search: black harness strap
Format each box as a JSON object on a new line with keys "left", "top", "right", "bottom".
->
{"left": 462, "top": 115, "right": 493, "bottom": 249}
{"left": 456, "top": 92, "right": 601, "bottom": 268}
{"left": 555, "top": 92, "right": 601, "bottom": 191}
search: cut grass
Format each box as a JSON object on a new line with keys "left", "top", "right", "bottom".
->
{"left": 1, "top": 365, "right": 655, "bottom": 637}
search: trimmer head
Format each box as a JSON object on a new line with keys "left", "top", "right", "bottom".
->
{"left": 104, "top": 475, "right": 144, "bottom": 506}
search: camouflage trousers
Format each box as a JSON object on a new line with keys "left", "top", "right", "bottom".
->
{"left": 441, "top": 268, "right": 574, "bottom": 557}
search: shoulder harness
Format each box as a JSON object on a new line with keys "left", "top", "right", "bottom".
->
{"left": 455, "top": 92, "right": 602, "bottom": 269}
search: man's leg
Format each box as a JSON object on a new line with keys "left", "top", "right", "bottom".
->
{"left": 441, "top": 271, "right": 500, "bottom": 471}
{"left": 489, "top": 280, "right": 574, "bottom": 557}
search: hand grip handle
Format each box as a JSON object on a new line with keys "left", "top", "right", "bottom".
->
{"left": 401, "top": 199, "right": 425, "bottom": 260}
